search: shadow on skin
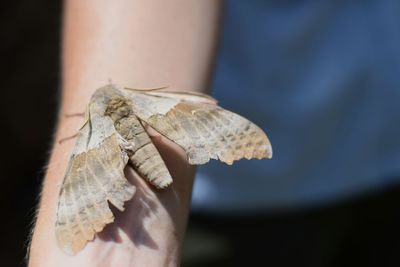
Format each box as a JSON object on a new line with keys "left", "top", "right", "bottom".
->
{"left": 98, "top": 168, "right": 160, "bottom": 250}
{"left": 97, "top": 126, "right": 195, "bottom": 252}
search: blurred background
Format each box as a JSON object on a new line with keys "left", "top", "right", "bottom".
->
{"left": 2, "top": 1, "right": 400, "bottom": 267}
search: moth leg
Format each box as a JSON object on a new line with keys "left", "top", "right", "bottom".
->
{"left": 58, "top": 133, "right": 79, "bottom": 144}
{"left": 62, "top": 112, "right": 89, "bottom": 130}
{"left": 59, "top": 109, "right": 91, "bottom": 144}
{"left": 64, "top": 106, "right": 90, "bottom": 129}
{"left": 118, "top": 134, "right": 135, "bottom": 152}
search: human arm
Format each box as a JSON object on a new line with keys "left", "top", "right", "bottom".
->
{"left": 28, "top": 1, "right": 222, "bottom": 266}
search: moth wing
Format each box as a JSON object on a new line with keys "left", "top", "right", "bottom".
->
{"left": 127, "top": 91, "right": 272, "bottom": 165}
{"left": 55, "top": 111, "right": 135, "bottom": 255}
{"left": 124, "top": 91, "right": 181, "bottom": 119}
{"left": 124, "top": 89, "right": 218, "bottom": 118}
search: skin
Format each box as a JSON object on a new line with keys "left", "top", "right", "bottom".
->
{"left": 28, "top": 1, "right": 222, "bottom": 266}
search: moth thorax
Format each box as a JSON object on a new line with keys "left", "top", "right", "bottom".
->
{"left": 104, "top": 97, "right": 133, "bottom": 121}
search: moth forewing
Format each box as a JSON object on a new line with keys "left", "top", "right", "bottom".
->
{"left": 56, "top": 87, "right": 136, "bottom": 255}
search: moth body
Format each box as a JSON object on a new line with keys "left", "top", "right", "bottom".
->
{"left": 102, "top": 89, "right": 174, "bottom": 188}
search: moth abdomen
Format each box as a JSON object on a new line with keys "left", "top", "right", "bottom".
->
{"left": 106, "top": 98, "right": 174, "bottom": 189}
{"left": 125, "top": 121, "right": 173, "bottom": 188}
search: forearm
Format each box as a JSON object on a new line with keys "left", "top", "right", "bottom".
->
{"left": 29, "top": 1, "right": 221, "bottom": 266}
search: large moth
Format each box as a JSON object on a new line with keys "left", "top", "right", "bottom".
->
{"left": 56, "top": 84, "right": 272, "bottom": 254}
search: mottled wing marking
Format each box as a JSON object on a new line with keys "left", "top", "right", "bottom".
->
{"left": 56, "top": 88, "right": 136, "bottom": 255}
{"left": 132, "top": 94, "right": 272, "bottom": 165}
{"left": 56, "top": 132, "right": 135, "bottom": 255}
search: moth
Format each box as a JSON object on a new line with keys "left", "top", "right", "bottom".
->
{"left": 56, "top": 84, "right": 272, "bottom": 254}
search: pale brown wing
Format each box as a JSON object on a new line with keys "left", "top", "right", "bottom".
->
{"left": 56, "top": 89, "right": 136, "bottom": 255}
{"left": 131, "top": 95, "right": 272, "bottom": 165}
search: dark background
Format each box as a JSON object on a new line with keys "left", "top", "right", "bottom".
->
{"left": 0, "top": 1, "right": 61, "bottom": 266}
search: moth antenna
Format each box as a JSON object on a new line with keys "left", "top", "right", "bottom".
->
{"left": 65, "top": 112, "right": 85, "bottom": 118}
{"left": 58, "top": 133, "right": 79, "bottom": 144}
{"left": 124, "top": 85, "right": 169, "bottom": 92}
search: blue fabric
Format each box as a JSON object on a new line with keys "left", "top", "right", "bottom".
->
{"left": 192, "top": 0, "right": 400, "bottom": 212}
